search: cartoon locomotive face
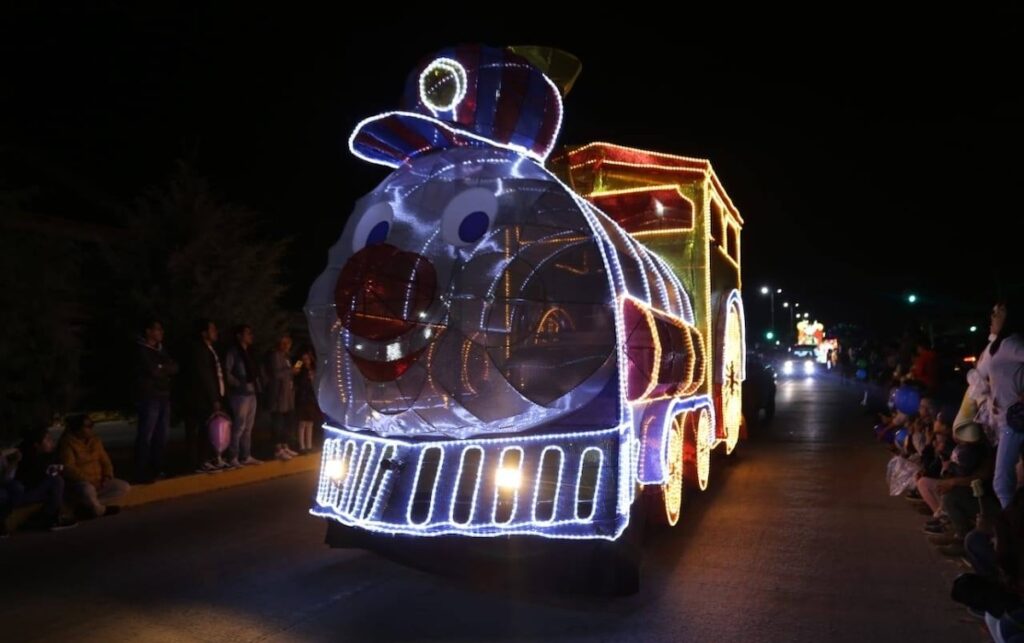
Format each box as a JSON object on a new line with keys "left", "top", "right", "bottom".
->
{"left": 306, "top": 146, "right": 621, "bottom": 439}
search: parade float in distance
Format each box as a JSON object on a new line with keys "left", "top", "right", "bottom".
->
{"left": 305, "top": 45, "right": 748, "bottom": 582}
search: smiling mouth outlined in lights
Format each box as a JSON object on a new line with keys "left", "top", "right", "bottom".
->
{"left": 346, "top": 342, "right": 431, "bottom": 382}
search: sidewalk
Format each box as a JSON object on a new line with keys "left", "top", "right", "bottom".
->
{"left": 9, "top": 447, "right": 321, "bottom": 530}
{"left": 121, "top": 452, "right": 320, "bottom": 508}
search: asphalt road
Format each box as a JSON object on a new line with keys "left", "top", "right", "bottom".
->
{"left": 0, "top": 377, "right": 987, "bottom": 642}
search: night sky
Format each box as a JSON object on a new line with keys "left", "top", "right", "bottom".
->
{"left": 3, "top": 8, "right": 1021, "bottom": 335}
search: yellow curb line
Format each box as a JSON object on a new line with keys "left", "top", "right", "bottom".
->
{"left": 123, "top": 454, "right": 320, "bottom": 507}
{"left": 9, "top": 454, "right": 321, "bottom": 529}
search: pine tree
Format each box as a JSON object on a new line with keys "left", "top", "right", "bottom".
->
{"left": 0, "top": 189, "right": 84, "bottom": 440}
{"left": 100, "top": 163, "right": 289, "bottom": 405}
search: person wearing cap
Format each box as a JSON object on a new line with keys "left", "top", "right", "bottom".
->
{"left": 928, "top": 421, "right": 999, "bottom": 557}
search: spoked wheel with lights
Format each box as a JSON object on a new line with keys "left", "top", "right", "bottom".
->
{"left": 662, "top": 412, "right": 686, "bottom": 526}
{"left": 721, "top": 298, "right": 745, "bottom": 454}
{"left": 684, "top": 407, "right": 712, "bottom": 491}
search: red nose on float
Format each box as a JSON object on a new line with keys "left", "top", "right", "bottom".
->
{"left": 334, "top": 243, "right": 437, "bottom": 381}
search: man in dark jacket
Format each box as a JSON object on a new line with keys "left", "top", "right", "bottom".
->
{"left": 224, "top": 324, "right": 260, "bottom": 467}
{"left": 183, "top": 319, "right": 226, "bottom": 472}
{"left": 136, "top": 319, "right": 178, "bottom": 482}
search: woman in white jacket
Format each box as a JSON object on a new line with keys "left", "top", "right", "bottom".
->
{"left": 978, "top": 296, "right": 1024, "bottom": 508}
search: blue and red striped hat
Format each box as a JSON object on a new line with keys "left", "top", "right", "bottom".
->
{"left": 349, "top": 45, "right": 563, "bottom": 168}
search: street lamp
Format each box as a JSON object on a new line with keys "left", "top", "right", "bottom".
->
{"left": 760, "top": 285, "right": 777, "bottom": 335}
{"left": 783, "top": 302, "right": 795, "bottom": 331}
{"left": 907, "top": 293, "right": 918, "bottom": 304}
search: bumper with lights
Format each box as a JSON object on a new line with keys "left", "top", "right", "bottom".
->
{"left": 311, "top": 424, "right": 633, "bottom": 541}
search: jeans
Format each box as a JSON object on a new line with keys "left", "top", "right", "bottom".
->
{"left": 0, "top": 479, "right": 18, "bottom": 522}
{"left": 965, "top": 529, "right": 999, "bottom": 577}
{"left": 994, "top": 427, "right": 1024, "bottom": 508}
{"left": 2, "top": 476, "right": 66, "bottom": 522}
{"left": 942, "top": 486, "right": 1001, "bottom": 537}
{"left": 229, "top": 394, "right": 257, "bottom": 461}
{"left": 136, "top": 396, "right": 172, "bottom": 479}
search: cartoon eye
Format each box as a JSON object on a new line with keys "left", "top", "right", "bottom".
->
{"left": 352, "top": 202, "right": 394, "bottom": 251}
{"left": 442, "top": 188, "right": 497, "bottom": 247}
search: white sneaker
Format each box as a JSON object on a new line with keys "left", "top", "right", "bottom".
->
{"left": 241, "top": 456, "right": 262, "bottom": 466}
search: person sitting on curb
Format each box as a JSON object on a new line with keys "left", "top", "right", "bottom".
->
{"left": 926, "top": 421, "right": 999, "bottom": 557}
{"left": 13, "top": 426, "right": 78, "bottom": 531}
{"left": 1, "top": 447, "right": 20, "bottom": 538}
{"left": 58, "top": 414, "right": 130, "bottom": 518}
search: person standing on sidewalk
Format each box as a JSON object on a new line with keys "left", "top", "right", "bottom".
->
{"left": 183, "top": 319, "right": 226, "bottom": 472}
{"left": 224, "top": 324, "right": 261, "bottom": 467}
{"left": 294, "top": 347, "right": 319, "bottom": 453}
{"left": 135, "top": 319, "right": 178, "bottom": 483}
{"left": 976, "top": 296, "right": 1024, "bottom": 508}
{"left": 265, "top": 333, "right": 299, "bottom": 461}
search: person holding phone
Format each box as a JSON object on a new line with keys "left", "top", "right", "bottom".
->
{"left": 14, "top": 426, "right": 77, "bottom": 531}
{"left": 294, "top": 347, "right": 319, "bottom": 453}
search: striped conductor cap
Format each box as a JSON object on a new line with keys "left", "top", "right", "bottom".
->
{"left": 349, "top": 45, "right": 565, "bottom": 169}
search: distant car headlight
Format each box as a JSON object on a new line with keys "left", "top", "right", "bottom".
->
{"left": 783, "top": 360, "right": 794, "bottom": 375}
{"left": 803, "top": 360, "right": 815, "bottom": 375}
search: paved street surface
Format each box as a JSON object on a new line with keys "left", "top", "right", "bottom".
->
{"left": 1, "top": 378, "right": 987, "bottom": 642}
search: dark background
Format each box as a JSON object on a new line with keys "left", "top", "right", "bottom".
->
{"left": 2, "top": 7, "right": 1021, "bottom": 335}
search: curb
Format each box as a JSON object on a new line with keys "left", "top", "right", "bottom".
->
{"left": 123, "top": 454, "right": 320, "bottom": 507}
{"left": 9, "top": 454, "right": 320, "bottom": 529}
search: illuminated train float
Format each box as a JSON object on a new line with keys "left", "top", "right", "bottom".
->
{"left": 306, "top": 45, "right": 746, "bottom": 547}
